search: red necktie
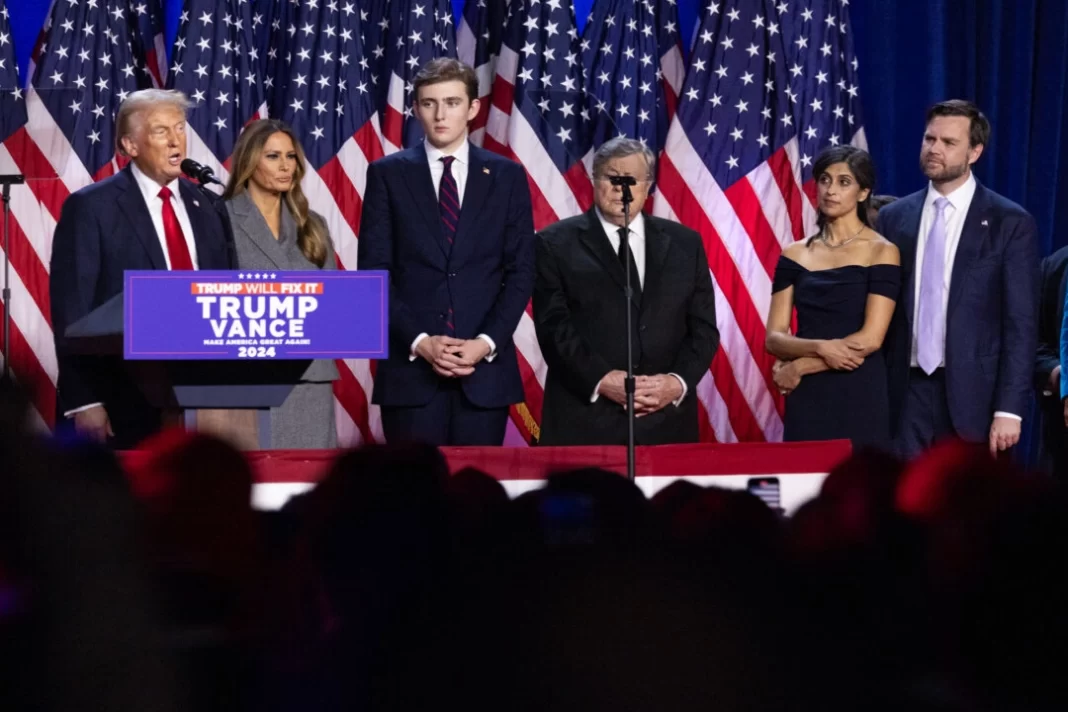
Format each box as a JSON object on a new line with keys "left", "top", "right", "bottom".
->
{"left": 158, "top": 186, "right": 194, "bottom": 270}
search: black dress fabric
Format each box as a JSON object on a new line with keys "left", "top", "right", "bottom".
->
{"left": 772, "top": 256, "right": 901, "bottom": 450}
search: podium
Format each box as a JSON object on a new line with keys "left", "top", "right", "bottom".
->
{"left": 64, "top": 271, "right": 389, "bottom": 449}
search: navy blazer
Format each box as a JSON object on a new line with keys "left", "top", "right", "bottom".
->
{"left": 879, "top": 181, "right": 1039, "bottom": 442}
{"left": 357, "top": 142, "right": 535, "bottom": 409}
{"left": 50, "top": 166, "right": 233, "bottom": 431}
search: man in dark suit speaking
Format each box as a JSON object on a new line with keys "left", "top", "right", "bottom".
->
{"left": 878, "top": 100, "right": 1039, "bottom": 459}
{"left": 50, "top": 89, "right": 234, "bottom": 448}
{"left": 533, "top": 138, "right": 719, "bottom": 446}
{"left": 358, "top": 59, "right": 535, "bottom": 446}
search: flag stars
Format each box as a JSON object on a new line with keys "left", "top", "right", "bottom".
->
{"left": 740, "top": 71, "right": 754, "bottom": 85}
{"left": 801, "top": 8, "right": 814, "bottom": 21}
{"left": 746, "top": 43, "right": 760, "bottom": 57}
{"left": 804, "top": 126, "right": 818, "bottom": 139}
{"left": 704, "top": 122, "right": 717, "bottom": 136}
{"left": 311, "top": 126, "right": 326, "bottom": 140}
{"left": 725, "top": 155, "right": 739, "bottom": 169}
{"left": 730, "top": 127, "right": 743, "bottom": 141}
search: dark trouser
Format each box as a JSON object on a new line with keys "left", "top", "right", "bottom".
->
{"left": 894, "top": 368, "right": 956, "bottom": 461}
{"left": 1040, "top": 398, "right": 1068, "bottom": 478}
{"left": 380, "top": 379, "right": 508, "bottom": 446}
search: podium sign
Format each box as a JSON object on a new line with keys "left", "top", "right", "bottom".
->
{"left": 124, "top": 270, "right": 388, "bottom": 360}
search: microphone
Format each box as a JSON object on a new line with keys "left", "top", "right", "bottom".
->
{"left": 180, "top": 159, "right": 223, "bottom": 186}
{"left": 0, "top": 174, "right": 25, "bottom": 186}
{"left": 607, "top": 175, "right": 637, "bottom": 187}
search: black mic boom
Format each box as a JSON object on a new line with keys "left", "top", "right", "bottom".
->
{"left": 181, "top": 159, "right": 223, "bottom": 186}
{"left": 607, "top": 175, "right": 637, "bottom": 187}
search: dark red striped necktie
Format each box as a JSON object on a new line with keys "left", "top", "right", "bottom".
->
{"left": 438, "top": 155, "right": 460, "bottom": 249}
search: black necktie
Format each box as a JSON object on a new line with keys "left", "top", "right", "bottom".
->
{"left": 618, "top": 227, "right": 642, "bottom": 302}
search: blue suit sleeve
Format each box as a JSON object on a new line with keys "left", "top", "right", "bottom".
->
{"left": 49, "top": 191, "right": 103, "bottom": 411}
{"left": 1060, "top": 266, "right": 1068, "bottom": 400}
{"left": 998, "top": 212, "right": 1040, "bottom": 414}
{"left": 357, "top": 160, "right": 427, "bottom": 347}
{"left": 475, "top": 163, "right": 536, "bottom": 349}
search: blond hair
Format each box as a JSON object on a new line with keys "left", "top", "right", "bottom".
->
{"left": 223, "top": 119, "right": 330, "bottom": 268}
{"left": 115, "top": 89, "right": 192, "bottom": 156}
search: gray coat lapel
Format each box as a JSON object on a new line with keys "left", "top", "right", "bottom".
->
{"left": 227, "top": 191, "right": 289, "bottom": 270}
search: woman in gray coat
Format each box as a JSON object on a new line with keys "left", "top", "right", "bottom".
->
{"left": 223, "top": 119, "right": 339, "bottom": 449}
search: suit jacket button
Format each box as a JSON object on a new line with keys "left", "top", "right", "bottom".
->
{"left": 448, "top": 272, "right": 457, "bottom": 277}
{"left": 640, "top": 325, "right": 647, "bottom": 332}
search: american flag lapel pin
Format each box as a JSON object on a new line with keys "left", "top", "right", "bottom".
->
{"left": 483, "top": 167, "right": 490, "bottom": 174}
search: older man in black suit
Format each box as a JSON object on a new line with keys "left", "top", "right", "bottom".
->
{"left": 50, "top": 89, "right": 234, "bottom": 448}
{"left": 533, "top": 138, "right": 720, "bottom": 446}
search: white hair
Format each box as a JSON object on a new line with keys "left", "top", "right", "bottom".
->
{"left": 592, "top": 137, "right": 655, "bottom": 180}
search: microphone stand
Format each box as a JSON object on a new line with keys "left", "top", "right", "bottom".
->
{"left": 1, "top": 174, "right": 25, "bottom": 383}
{"left": 615, "top": 178, "right": 637, "bottom": 483}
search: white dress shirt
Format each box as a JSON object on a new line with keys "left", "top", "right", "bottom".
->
{"left": 67, "top": 163, "right": 200, "bottom": 418}
{"left": 130, "top": 161, "right": 200, "bottom": 269}
{"left": 910, "top": 172, "right": 1019, "bottom": 422}
{"left": 595, "top": 207, "right": 647, "bottom": 288}
{"left": 589, "top": 209, "right": 687, "bottom": 406}
{"left": 425, "top": 139, "right": 470, "bottom": 205}
{"left": 409, "top": 138, "right": 497, "bottom": 361}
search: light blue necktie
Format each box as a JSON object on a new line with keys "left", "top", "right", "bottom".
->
{"left": 917, "top": 197, "right": 950, "bottom": 374}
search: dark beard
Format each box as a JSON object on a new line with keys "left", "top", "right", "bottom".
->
{"left": 921, "top": 157, "right": 969, "bottom": 184}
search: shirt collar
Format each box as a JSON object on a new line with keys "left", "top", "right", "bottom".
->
{"left": 924, "top": 171, "right": 976, "bottom": 213}
{"left": 595, "top": 207, "right": 645, "bottom": 240}
{"left": 130, "top": 160, "right": 182, "bottom": 200}
{"left": 425, "top": 138, "right": 470, "bottom": 167}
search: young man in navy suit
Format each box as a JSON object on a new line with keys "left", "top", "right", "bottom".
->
{"left": 50, "top": 89, "right": 234, "bottom": 448}
{"left": 358, "top": 59, "right": 535, "bottom": 445}
{"left": 878, "top": 100, "right": 1039, "bottom": 459}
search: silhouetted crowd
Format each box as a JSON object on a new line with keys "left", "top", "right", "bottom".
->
{"left": 2, "top": 379, "right": 1067, "bottom": 712}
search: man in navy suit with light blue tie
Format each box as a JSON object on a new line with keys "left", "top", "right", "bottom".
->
{"left": 879, "top": 100, "right": 1039, "bottom": 458}
{"left": 358, "top": 59, "right": 535, "bottom": 445}
{"left": 50, "top": 89, "right": 234, "bottom": 448}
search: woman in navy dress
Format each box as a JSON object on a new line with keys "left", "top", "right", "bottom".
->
{"left": 765, "top": 146, "right": 901, "bottom": 450}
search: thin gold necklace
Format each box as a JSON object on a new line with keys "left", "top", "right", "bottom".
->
{"left": 820, "top": 223, "right": 866, "bottom": 249}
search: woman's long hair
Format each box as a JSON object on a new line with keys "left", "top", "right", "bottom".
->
{"left": 807, "top": 145, "right": 877, "bottom": 245}
{"left": 223, "top": 119, "right": 330, "bottom": 267}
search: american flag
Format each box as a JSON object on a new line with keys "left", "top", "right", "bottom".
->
{"left": 579, "top": 0, "right": 683, "bottom": 153}
{"left": 379, "top": 0, "right": 456, "bottom": 153}
{"left": 358, "top": 0, "right": 390, "bottom": 117}
{"left": 272, "top": 0, "right": 387, "bottom": 446}
{"left": 457, "top": 0, "right": 509, "bottom": 146}
{"left": 169, "top": 0, "right": 268, "bottom": 183}
{"left": 0, "top": 0, "right": 166, "bottom": 429}
{"left": 0, "top": 0, "right": 57, "bottom": 430}
{"left": 653, "top": 0, "right": 866, "bottom": 443}
{"left": 483, "top": 0, "right": 595, "bottom": 444}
